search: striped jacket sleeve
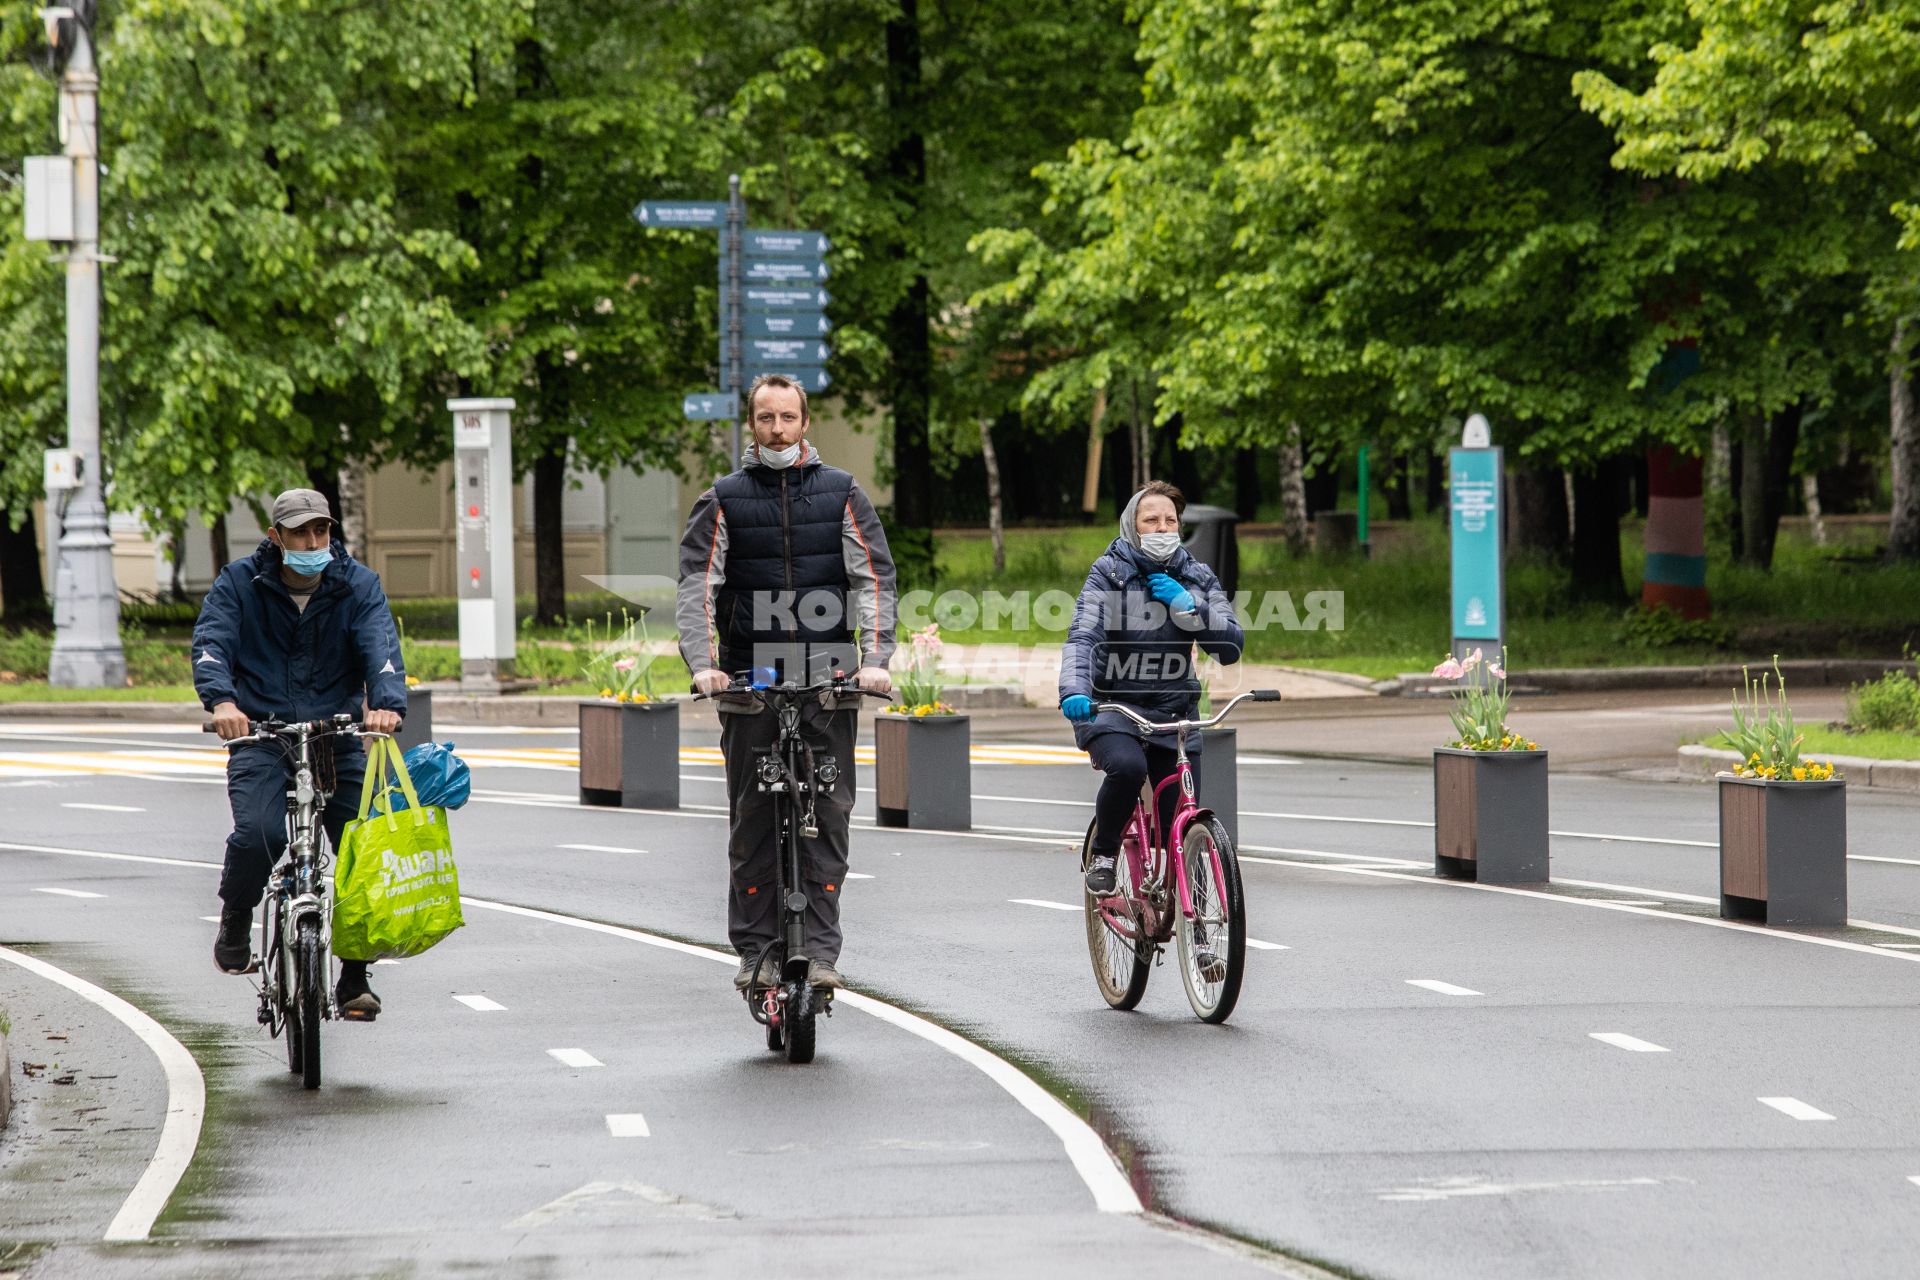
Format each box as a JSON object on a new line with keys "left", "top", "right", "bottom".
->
{"left": 841, "top": 480, "right": 898, "bottom": 670}
{"left": 676, "top": 487, "right": 728, "bottom": 675}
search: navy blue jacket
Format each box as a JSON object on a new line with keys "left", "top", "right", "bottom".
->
{"left": 1058, "top": 539, "right": 1243, "bottom": 751}
{"left": 191, "top": 539, "right": 408, "bottom": 724}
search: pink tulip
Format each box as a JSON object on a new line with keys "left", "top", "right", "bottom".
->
{"left": 1488, "top": 662, "right": 1506, "bottom": 679}
{"left": 1463, "top": 648, "right": 1483, "bottom": 670}
{"left": 613, "top": 657, "right": 636, "bottom": 672}
{"left": 1432, "top": 657, "right": 1466, "bottom": 679}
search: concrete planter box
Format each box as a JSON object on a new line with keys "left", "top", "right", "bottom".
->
{"left": 1433, "top": 748, "right": 1549, "bottom": 883}
{"left": 578, "top": 700, "right": 680, "bottom": 810}
{"left": 1718, "top": 775, "right": 1847, "bottom": 925}
{"left": 393, "top": 689, "right": 432, "bottom": 752}
{"left": 1199, "top": 726, "right": 1238, "bottom": 844}
{"left": 875, "top": 713, "right": 971, "bottom": 830}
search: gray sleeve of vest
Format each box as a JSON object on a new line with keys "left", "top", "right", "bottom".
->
{"left": 676, "top": 487, "right": 728, "bottom": 674}
{"left": 842, "top": 481, "right": 897, "bottom": 670}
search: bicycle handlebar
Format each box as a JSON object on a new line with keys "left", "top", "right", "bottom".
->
{"left": 693, "top": 674, "right": 892, "bottom": 704}
{"left": 202, "top": 714, "right": 388, "bottom": 742}
{"left": 1094, "top": 688, "right": 1281, "bottom": 735}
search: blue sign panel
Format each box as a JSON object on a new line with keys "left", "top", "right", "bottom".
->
{"left": 748, "top": 338, "right": 832, "bottom": 365}
{"left": 745, "top": 312, "right": 832, "bottom": 337}
{"left": 743, "top": 257, "right": 831, "bottom": 285}
{"left": 744, "top": 286, "right": 833, "bottom": 312}
{"left": 682, "top": 392, "right": 738, "bottom": 421}
{"left": 745, "top": 365, "right": 831, "bottom": 391}
{"left": 745, "top": 228, "right": 831, "bottom": 256}
{"left": 1449, "top": 447, "right": 1503, "bottom": 639}
{"left": 634, "top": 201, "right": 726, "bottom": 228}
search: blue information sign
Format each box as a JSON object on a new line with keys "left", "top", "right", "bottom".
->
{"left": 745, "top": 228, "right": 831, "bottom": 256}
{"left": 682, "top": 392, "right": 738, "bottom": 421}
{"left": 744, "top": 258, "right": 830, "bottom": 285}
{"left": 633, "top": 201, "right": 726, "bottom": 228}
{"left": 744, "top": 312, "right": 832, "bottom": 337}
{"left": 1449, "top": 447, "right": 1503, "bottom": 640}
{"left": 744, "top": 286, "right": 832, "bottom": 312}
{"left": 745, "top": 365, "right": 831, "bottom": 391}
{"left": 748, "top": 338, "right": 832, "bottom": 365}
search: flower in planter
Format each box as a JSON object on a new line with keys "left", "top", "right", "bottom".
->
{"left": 1719, "top": 659, "right": 1841, "bottom": 781}
{"left": 583, "top": 610, "right": 657, "bottom": 703}
{"left": 405, "top": 675, "right": 420, "bottom": 688}
{"left": 888, "top": 623, "right": 959, "bottom": 716}
{"left": 1431, "top": 647, "right": 1537, "bottom": 751}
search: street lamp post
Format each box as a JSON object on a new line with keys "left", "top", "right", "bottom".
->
{"left": 44, "top": 5, "right": 125, "bottom": 689}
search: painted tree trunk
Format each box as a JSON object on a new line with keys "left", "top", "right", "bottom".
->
{"left": 1642, "top": 446, "right": 1708, "bottom": 619}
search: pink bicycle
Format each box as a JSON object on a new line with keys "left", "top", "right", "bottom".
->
{"left": 1081, "top": 690, "right": 1279, "bottom": 1023}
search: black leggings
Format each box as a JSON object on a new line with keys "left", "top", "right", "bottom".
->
{"left": 1086, "top": 733, "right": 1200, "bottom": 856}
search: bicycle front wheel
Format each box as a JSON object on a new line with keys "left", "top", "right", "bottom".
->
{"left": 1176, "top": 816, "right": 1246, "bottom": 1024}
{"left": 294, "top": 917, "right": 325, "bottom": 1089}
{"left": 785, "top": 983, "right": 817, "bottom": 1064}
{"left": 1082, "top": 820, "right": 1150, "bottom": 1011}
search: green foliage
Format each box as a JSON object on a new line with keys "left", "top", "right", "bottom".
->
{"left": 1615, "top": 603, "right": 1734, "bottom": 652}
{"left": 1844, "top": 661, "right": 1920, "bottom": 734}
{"left": 1716, "top": 660, "right": 1836, "bottom": 779}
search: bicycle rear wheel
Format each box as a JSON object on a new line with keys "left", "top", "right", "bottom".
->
{"left": 294, "top": 917, "right": 324, "bottom": 1089}
{"left": 784, "top": 983, "right": 817, "bottom": 1064}
{"left": 270, "top": 909, "right": 300, "bottom": 1072}
{"left": 1082, "top": 820, "right": 1150, "bottom": 1010}
{"left": 1176, "top": 816, "right": 1246, "bottom": 1024}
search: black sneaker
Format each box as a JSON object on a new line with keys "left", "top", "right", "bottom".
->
{"left": 213, "top": 906, "right": 255, "bottom": 974}
{"left": 336, "top": 964, "right": 381, "bottom": 1021}
{"left": 1084, "top": 854, "right": 1118, "bottom": 895}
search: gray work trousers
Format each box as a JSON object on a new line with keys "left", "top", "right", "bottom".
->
{"left": 718, "top": 697, "right": 857, "bottom": 965}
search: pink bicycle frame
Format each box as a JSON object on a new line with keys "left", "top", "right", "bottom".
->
{"left": 1102, "top": 721, "right": 1230, "bottom": 942}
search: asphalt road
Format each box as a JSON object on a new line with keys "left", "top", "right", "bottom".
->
{"left": 3, "top": 710, "right": 1918, "bottom": 1279}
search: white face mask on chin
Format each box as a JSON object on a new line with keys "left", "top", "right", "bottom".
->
{"left": 759, "top": 441, "right": 803, "bottom": 469}
{"left": 1139, "top": 531, "right": 1181, "bottom": 560}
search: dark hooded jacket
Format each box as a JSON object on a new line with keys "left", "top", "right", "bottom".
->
{"left": 1057, "top": 539, "right": 1243, "bottom": 751}
{"left": 190, "top": 538, "right": 408, "bottom": 725}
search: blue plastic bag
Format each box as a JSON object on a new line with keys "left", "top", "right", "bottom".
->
{"left": 383, "top": 741, "right": 471, "bottom": 811}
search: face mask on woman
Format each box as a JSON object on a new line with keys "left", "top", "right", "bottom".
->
{"left": 1139, "top": 531, "right": 1181, "bottom": 561}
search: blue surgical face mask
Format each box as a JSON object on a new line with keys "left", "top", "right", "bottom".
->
{"left": 282, "top": 546, "right": 331, "bottom": 575}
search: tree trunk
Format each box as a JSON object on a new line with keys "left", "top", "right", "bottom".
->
{"left": 884, "top": 0, "right": 934, "bottom": 585}
{"left": 336, "top": 424, "right": 369, "bottom": 564}
{"left": 210, "top": 513, "right": 231, "bottom": 573}
{"left": 1738, "top": 403, "right": 1802, "bottom": 569}
{"left": 1080, "top": 388, "right": 1106, "bottom": 522}
{"left": 1278, "top": 424, "right": 1309, "bottom": 557}
{"left": 1507, "top": 463, "right": 1570, "bottom": 563}
{"left": 166, "top": 519, "right": 187, "bottom": 602}
{"left": 979, "top": 417, "right": 1004, "bottom": 575}
{"left": 1890, "top": 319, "right": 1920, "bottom": 560}
{"left": 1234, "top": 447, "right": 1262, "bottom": 520}
{"left": 1128, "top": 379, "right": 1149, "bottom": 492}
{"left": 0, "top": 511, "right": 48, "bottom": 621}
{"left": 1386, "top": 453, "right": 1412, "bottom": 521}
{"left": 1802, "top": 473, "right": 1827, "bottom": 546}
{"left": 1568, "top": 458, "right": 1628, "bottom": 604}
{"left": 532, "top": 439, "right": 568, "bottom": 625}
{"left": 305, "top": 467, "right": 343, "bottom": 528}
{"left": 1425, "top": 453, "right": 1444, "bottom": 514}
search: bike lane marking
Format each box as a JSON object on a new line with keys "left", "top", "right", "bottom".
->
{"left": 453, "top": 994, "right": 507, "bottom": 1012}
{"left": 35, "top": 886, "right": 105, "bottom": 898}
{"left": 0, "top": 943, "right": 206, "bottom": 1242}
{"left": 457, "top": 897, "right": 1145, "bottom": 1215}
{"left": 1590, "top": 1033, "right": 1669, "bottom": 1053}
{"left": 548, "top": 1048, "right": 603, "bottom": 1068}
{"left": 1405, "top": 980, "right": 1482, "bottom": 997}
{"left": 1758, "top": 1097, "right": 1835, "bottom": 1122}
{"left": 604, "top": 1113, "right": 652, "bottom": 1137}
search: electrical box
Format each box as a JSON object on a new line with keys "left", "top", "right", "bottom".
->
{"left": 23, "top": 156, "right": 73, "bottom": 242}
{"left": 43, "top": 448, "right": 81, "bottom": 493}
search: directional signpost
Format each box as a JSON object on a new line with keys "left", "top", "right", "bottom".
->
{"left": 634, "top": 177, "right": 834, "bottom": 457}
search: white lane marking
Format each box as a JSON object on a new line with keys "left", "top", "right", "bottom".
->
{"left": 846, "top": 872, "right": 875, "bottom": 880}
{"left": 0, "top": 944, "right": 205, "bottom": 1241}
{"left": 35, "top": 887, "right": 104, "bottom": 899}
{"left": 1592, "top": 899, "right": 1666, "bottom": 907}
{"left": 1850, "top": 855, "right": 1920, "bottom": 868}
{"left": 1590, "top": 1032, "right": 1670, "bottom": 1053}
{"left": 1245, "top": 939, "right": 1289, "bottom": 951}
{"left": 61, "top": 802, "right": 146, "bottom": 813}
{"left": 1908, "top": 1175, "right": 1920, "bottom": 1189}
{"left": 548, "top": 1048, "right": 604, "bottom": 1069}
{"left": 1010, "top": 898, "right": 1081, "bottom": 912}
{"left": 558, "top": 844, "right": 647, "bottom": 854}
{"left": 0, "top": 841, "right": 218, "bottom": 869}
{"left": 1406, "top": 979, "right": 1482, "bottom": 997}
{"left": 509, "top": 1179, "right": 728, "bottom": 1227}
{"left": 605, "top": 1113, "right": 652, "bottom": 1137}
{"left": 459, "top": 897, "right": 1144, "bottom": 1215}
{"left": 453, "top": 994, "right": 506, "bottom": 1012}
{"left": 1377, "top": 1175, "right": 1668, "bottom": 1202}
{"left": 198, "top": 916, "right": 261, "bottom": 931}
{"left": 1759, "top": 1096, "right": 1834, "bottom": 1121}
{"left": 1874, "top": 943, "right": 1920, "bottom": 949}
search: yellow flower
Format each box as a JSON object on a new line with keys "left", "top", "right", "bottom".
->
{"left": 405, "top": 675, "right": 420, "bottom": 687}
{"left": 615, "top": 690, "right": 629, "bottom": 703}
{"left": 1792, "top": 766, "right": 1807, "bottom": 781}
{"left": 600, "top": 687, "right": 614, "bottom": 699}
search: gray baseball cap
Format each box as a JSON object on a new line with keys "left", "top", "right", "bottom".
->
{"left": 269, "top": 488, "right": 332, "bottom": 529}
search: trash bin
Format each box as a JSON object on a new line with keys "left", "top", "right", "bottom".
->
{"left": 1181, "top": 504, "right": 1239, "bottom": 596}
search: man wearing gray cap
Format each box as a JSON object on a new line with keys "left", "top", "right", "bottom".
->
{"left": 192, "top": 488, "right": 409, "bottom": 1020}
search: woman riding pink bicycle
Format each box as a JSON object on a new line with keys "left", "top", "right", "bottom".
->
{"left": 1059, "top": 481, "right": 1245, "bottom": 896}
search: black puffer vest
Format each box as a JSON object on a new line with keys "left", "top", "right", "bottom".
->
{"left": 713, "top": 457, "right": 855, "bottom": 675}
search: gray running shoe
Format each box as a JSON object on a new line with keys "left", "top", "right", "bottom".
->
{"left": 1084, "top": 854, "right": 1118, "bottom": 895}
{"left": 806, "top": 960, "right": 845, "bottom": 990}
{"left": 736, "top": 950, "right": 782, "bottom": 990}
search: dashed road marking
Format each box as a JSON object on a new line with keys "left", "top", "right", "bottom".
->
{"left": 846, "top": 872, "right": 875, "bottom": 880}
{"left": 1406, "top": 979, "right": 1481, "bottom": 997}
{"left": 453, "top": 994, "right": 506, "bottom": 1012}
{"left": 1759, "top": 1096, "right": 1834, "bottom": 1121}
{"left": 1590, "top": 1032, "right": 1669, "bottom": 1053}
{"left": 605, "top": 1113, "right": 652, "bottom": 1137}
{"left": 558, "top": 843, "right": 646, "bottom": 854}
{"left": 548, "top": 1048, "right": 604, "bottom": 1069}
{"left": 1244, "top": 939, "right": 1289, "bottom": 951}
{"left": 61, "top": 802, "right": 145, "bottom": 813}
{"left": 1010, "top": 898, "right": 1081, "bottom": 912}
{"left": 35, "top": 886, "right": 103, "bottom": 899}
{"left": 1592, "top": 899, "right": 1666, "bottom": 907}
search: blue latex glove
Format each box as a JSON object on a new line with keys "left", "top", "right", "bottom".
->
{"left": 1147, "top": 572, "right": 1195, "bottom": 613}
{"left": 1061, "top": 695, "right": 1095, "bottom": 723}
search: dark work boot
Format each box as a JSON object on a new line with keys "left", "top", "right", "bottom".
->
{"left": 336, "top": 961, "right": 381, "bottom": 1021}
{"left": 213, "top": 906, "right": 255, "bottom": 974}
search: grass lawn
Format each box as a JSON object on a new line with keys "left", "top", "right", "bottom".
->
{"left": 0, "top": 682, "right": 199, "bottom": 703}
{"left": 1789, "top": 726, "right": 1920, "bottom": 762}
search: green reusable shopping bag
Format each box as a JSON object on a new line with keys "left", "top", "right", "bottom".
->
{"left": 332, "top": 737, "right": 464, "bottom": 960}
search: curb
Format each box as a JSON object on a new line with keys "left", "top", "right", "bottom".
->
{"left": 1, "top": 1024, "right": 10, "bottom": 1129}
{"left": 1677, "top": 744, "right": 1920, "bottom": 793}
{"left": 1382, "top": 658, "right": 1917, "bottom": 697}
